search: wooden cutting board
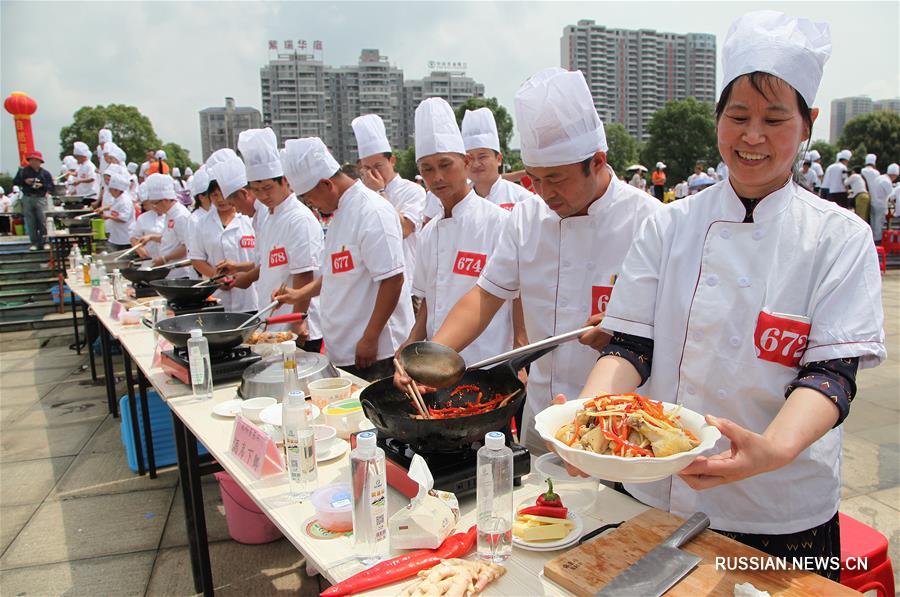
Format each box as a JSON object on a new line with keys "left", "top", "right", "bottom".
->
{"left": 544, "top": 509, "right": 858, "bottom": 596}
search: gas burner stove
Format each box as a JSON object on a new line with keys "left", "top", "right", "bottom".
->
{"left": 131, "top": 283, "right": 157, "bottom": 299}
{"left": 167, "top": 300, "right": 224, "bottom": 316}
{"left": 375, "top": 436, "right": 530, "bottom": 499}
{"left": 159, "top": 345, "right": 261, "bottom": 385}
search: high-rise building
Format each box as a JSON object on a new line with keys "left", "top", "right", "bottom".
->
{"left": 198, "top": 97, "right": 262, "bottom": 161}
{"left": 260, "top": 49, "right": 485, "bottom": 163}
{"left": 830, "top": 96, "right": 900, "bottom": 142}
{"left": 561, "top": 20, "right": 716, "bottom": 141}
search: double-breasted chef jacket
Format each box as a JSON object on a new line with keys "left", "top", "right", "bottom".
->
{"left": 602, "top": 179, "right": 886, "bottom": 535}
{"left": 188, "top": 209, "right": 259, "bottom": 312}
{"left": 160, "top": 202, "right": 195, "bottom": 279}
{"left": 477, "top": 176, "right": 660, "bottom": 448}
{"left": 412, "top": 190, "right": 513, "bottom": 365}
{"left": 255, "top": 195, "right": 324, "bottom": 335}
{"left": 133, "top": 210, "right": 164, "bottom": 259}
{"left": 319, "top": 180, "right": 414, "bottom": 367}
{"left": 105, "top": 192, "right": 135, "bottom": 246}
{"left": 481, "top": 177, "right": 535, "bottom": 212}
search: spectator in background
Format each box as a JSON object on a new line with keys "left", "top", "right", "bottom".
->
{"left": 145, "top": 150, "right": 170, "bottom": 176}
{"left": 822, "top": 149, "right": 851, "bottom": 208}
{"left": 799, "top": 160, "right": 817, "bottom": 192}
{"left": 687, "top": 163, "right": 703, "bottom": 186}
{"left": 651, "top": 162, "right": 666, "bottom": 201}
{"left": 674, "top": 179, "right": 689, "bottom": 199}
{"left": 847, "top": 166, "right": 868, "bottom": 220}
{"left": 706, "top": 167, "right": 718, "bottom": 181}
{"left": 12, "top": 151, "right": 53, "bottom": 249}
{"left": 861, "top": 153, "right": 879, "bottom": 196}
{"left": 870, "top": 163, "right": 898, "bottom": 243}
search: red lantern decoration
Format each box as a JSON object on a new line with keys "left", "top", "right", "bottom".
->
{"left": 4, "top": 92, "right": 38, "bottom": 167}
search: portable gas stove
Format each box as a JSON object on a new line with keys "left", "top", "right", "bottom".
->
{"left": 160, "top": 345, "right": 262, "bottom": 385}
{"left": 130, "top": 282, "right": 158, "bottom": 299}
{"left": 372, "top": 436, "right": 530, "bottom": 499}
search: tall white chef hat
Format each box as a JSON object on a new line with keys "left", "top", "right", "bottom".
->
{"left": 887, "top": 163, "right": 899, "bottom": 176}
{"left": 211, "top": 157, "right": 248, "bottom": 198}
{"left": 205, "top": 148, "right": 238, "bottom": 181}
{"left": 98, "top": 128, "right": 112, "bottom": 143}
{"left": 73, "top": 141, "right": 91, "bottom": 157}
{"left": 281, "top": 137, "right": 340, "bottom": 196}
{"left": 184, "top": 167, "right": 193, "bottom": 176}
{"left": 63, "top": 156, "right": 78, "bottom": 170}
{"left": 836, "top": 149, "right": 852, "bottom": 162}
{"left": 807, "top": 149, "right": 821, "bottom": 161}
{"left": 127, "top": 162, "right": 138, "bottom": 174}
{"left": 172, "top": 167, "right": 181, "bottom": 178}
{"left": 515, "top": 67, "right": 607, "bottom": 168}
{"left": 721, "top": 11, "right": 831, "bottom": 107}
{"left": 190, "top": 165, "right": 210, "bottom": 197}
{"left": 238, "top": 127, "right": 284, "bottom": 181}
{"left": 108, "top": 171, "right": 130, "bottom": 192}
{"left": 145, "top": 173, "right": 176, "bottom": 200}
{"left": 105, "top": 163, "right": 128, "bottom": 179}
{"left": 351, "top": 114, "right": 392, "bottom": 160}
{"left": 415, "top": 98, "right": 466, "bottom": 161}
{"left": 865, "top": 153, "right": 877, "bottom": 166}
{"left": 461, "top": 107, "right": 500, "bottom": 153}
{"left": 155, "top": 150, "right": 167, "bottom": 160}
{"left": 138, "top": 182, "right": 148, "bottom": 202}
{"left": 111, "top": 144, "right": 126, "bottom": 163}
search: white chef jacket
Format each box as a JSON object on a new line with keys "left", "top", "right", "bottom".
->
{"left": 186, "top": 207, "right": 211, "bottom": 258}
{"left": 423, "top": 191, "right": 443, "bottom": 221}
{"left": 255, "top": 195, "right": 324, "bottom": 335}
{"left": 188, "top": 209, "right": 259, "bottom": 312}
{"left": 319, "top": 180, "right": 414, "bottom": 366}
{"left": 384, "top": 174, "right": 426, "bottom": 295}
{"left": 75, "top": 161, "right": 98, "bottom": 196}
{"left": 412, "top": 191, "right": 513, "bottom": 364}
{"left": 861, "top": 166, "right": 880, "bottom": 194}
{"left": 847, "top": 173, "right": 866, "bottom": 197}
{"left": 250, "top": 199, "right": 270, "bottom": 307}
{"left": 480, "top": 177, "right": 534, "bottom": 211}
{"left": 801, "top": 168, "right": 818, "bottom": 191}
{"left": 477, "top": 176, "right": 660, "bottom": 449}
{"left": 603, "top": 179, "right": 885, "bottom": 534}
{"left": 821, "top": 162, "right": 847, "bottom": 193}
{"left": 132, "top": 210, "right": 164, "bottom": 259}
{"left": 811, "top": 162, "right": 824, "bottom": 185}
{"left": 159, "top": 202, "right": 195, "bottom": 279}
{"left": 106, "top": 192, "right": 135, "bottom": 245}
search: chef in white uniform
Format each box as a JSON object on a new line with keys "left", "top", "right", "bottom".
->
{"left": 822, "top": 149, "right": 851, "bottom": 206}
{"left": 352, "top": 114, "right": 426, "bottom": 304}
{"left": 425, "top": 67, "right": 659, "bottom": 450}
{"left": 870, "top": 163, "right": 898, "bottom": 242}
{"left": 139, "top": 173, "right": 194, "bottom": 279}
{"left": 461, "top": 107, "right": 534, "bottom": 211}
{"left": 189, "top": 156, "right": 258, "bottom": 312}
{"left": 578, "top": 11, "right": 885, "bottom": 579}
{"left": 72, "top": 142, "right": 98, "bottom": 196}
{"left": 101, "top": 172, "right": 136, "bottom": 250}
{"left": 402, "top": 98, "right": 515, "bottom": 365}
{"left": 131, "top": 186, "right": 164, "bottom": 260}
{"left": 222, "top": 128, "right": 324, "bottom": 344}
{"left": 273, "top": 137, "right": 413, "bottom": 380}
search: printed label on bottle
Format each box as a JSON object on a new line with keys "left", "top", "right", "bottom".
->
{"left": 189, "top": 346, "right": 205, "bottom": 385}
{"left": 371, "top": 476, "right": 386, "bottom": 541}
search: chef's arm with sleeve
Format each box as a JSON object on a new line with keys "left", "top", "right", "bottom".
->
{"left": 512, "top": 298, "right": 528, "bottom": 348}
{"left": 12, "top": 168, "right": 25, "bottom": 188}
{"left": 160, "top": 245, "right": 187, "bottom": 264}
{"left": 406, "top": 251, "right": 430, "bottom": 346}
{"left": 398, "top": 215, "right": 415, "bottom": 239}
{"left": 290, "top": 271, "right": 314, "bottom": 316}
{"left": 363, "top": 273, "right": 404, "bottom": 342}
{"left": 786, "top": 358, "right": 858, "bottom": 427}
{"left": 231, "top": 266, "right": 259, "bottom": 290}
{"left": 403, "top": 297, "right": 429, "bottom": 347}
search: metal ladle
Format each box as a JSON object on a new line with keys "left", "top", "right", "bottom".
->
{"left": 399, "top": 326, "right": 595, "bottom": 389}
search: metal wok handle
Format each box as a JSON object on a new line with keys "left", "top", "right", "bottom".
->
{"left": 468, "top": 326, "right": 595, "bottom": 371}
{"left": 361, "top": 398, "right": 386, "bottom": 428}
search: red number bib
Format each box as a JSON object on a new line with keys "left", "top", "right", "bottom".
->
{"left": 753, "top": 311, "right": 811, "bottom": 368}
{"left": 591, "top": 285, "right": 613, "bottom": 317}
{"left": 452, "top": 251, "right": 486, "bottom": 277}
{"left": 167, "top": 219, "right": 175, "bottom": 229}
{"left": 239, "top": 235, "right": 255, "bottom": 249}
{"left": 331, "top": 250, "right": 354, "bottom": 273}
{"left": 268, "top": 247, "right": 288, "bottom": 268}
{"left": 499, "top": 203, "right": 515, "bottom": 212}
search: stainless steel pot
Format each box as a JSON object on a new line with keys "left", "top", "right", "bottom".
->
{"left": 239, "top": 351, "right": 339, "bottom": 400}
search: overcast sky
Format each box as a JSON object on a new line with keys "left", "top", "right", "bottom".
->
{"left": 1, "top": 1, "right": 897, "bottom": 175}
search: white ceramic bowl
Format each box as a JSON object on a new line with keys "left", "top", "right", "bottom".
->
{"left": 314, "top": 424, "right": 337, "bottom": 446}
{"left": 241, "top": 397, "right": 277, "bottom": 423}
{"left": 534, "top": 398, "right": 721, "bottom": 483}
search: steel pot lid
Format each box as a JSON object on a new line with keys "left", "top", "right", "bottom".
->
{"left": 240, "top": 351, "right": 339, "bottom": 399}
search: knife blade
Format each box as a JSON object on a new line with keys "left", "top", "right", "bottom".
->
{"left": 595, "top": 512, "right": 709, "bottom": 596}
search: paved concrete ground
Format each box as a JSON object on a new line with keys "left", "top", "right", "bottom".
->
{"left": 0, "top": 274, "right": 897, "bottom": 596}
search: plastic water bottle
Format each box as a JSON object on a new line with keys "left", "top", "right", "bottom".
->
{"left": 46, "top": 216, "right": 56, "bottom": 236}
{"left": 69, "top": 244, "right": 81, "bottom": 272}
{"left": 280, "top": 341, "right": 301, "bottom": 398}
{"left": 111, "top": 269, "right": 123, "bottom": 301}
{"left": 350, "top": 430, "right": 388, "bottom": 564}
{"left": 89, "top": 259, "right": 100, "bottom": 287}
{"left": 82, "top": 255, "right": 91, "bottom": 285}
{"left": 476, "top": 431, "right": 513, "bottom": 562}
{"left": 282, "top": 389, "right": 317, "bottom": 501}
{"left": 187, "top": 329, "right": 212, "bottom": 399}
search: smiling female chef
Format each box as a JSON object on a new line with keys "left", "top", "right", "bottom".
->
{"left": 575, "top": 11, "right": 885, "bottom": 578}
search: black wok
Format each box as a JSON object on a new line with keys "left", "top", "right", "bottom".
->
{"left": 149, "top": 279, "right": 222, "bottom": 305}
{"left": 360, "top": 347, "right": 554, "bottom": 453}
{"left": 121, "top": 266, "right": 169, "bottom": 285}
{"left": 151, "top": 311, "right": 305, "bottom": 351}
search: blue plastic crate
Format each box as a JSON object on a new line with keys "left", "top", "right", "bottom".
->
{"left": 119, "top": 390, "right": 208, "bottom": 473}
{"left": 51, "top": 284, "right": 77, "bottom": 305}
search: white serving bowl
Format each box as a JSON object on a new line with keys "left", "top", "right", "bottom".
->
{"left": 534, "top": 397, "right": 721, "bottom": 483}
{"left": 241, "top": 397, "right": 277, "bottom": 423}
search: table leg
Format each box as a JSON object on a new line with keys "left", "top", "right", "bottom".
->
{"left": 172, "top": 414, "right": 213, "bottom": 595}
{"left": 98, "top": 326, "right": 118, "bottom": 418}
{"left": 137, "top": 370, "right": 157, "bottom": 478}
{"left": 70, "top": 288, "right": 81, "bottom": 354}
{"left": 82, "top": 301, "right": 97, "bottom": 381}
{"left": 185, "top": 428, "right": 214, "bottom": 596}
{"left": 122, "top": 352, "right": 145, "bottom": 476}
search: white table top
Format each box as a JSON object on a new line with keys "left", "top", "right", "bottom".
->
{"left": 67, "top": 273, "right": 652, "bottom": 595}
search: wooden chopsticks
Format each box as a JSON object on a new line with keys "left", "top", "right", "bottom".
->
{"left": 394, "top": 358, "right": 430, "bottom": 419}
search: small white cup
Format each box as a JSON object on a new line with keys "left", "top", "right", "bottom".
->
{"left": 308, "top": 377, "right": 353, "bottom": 409}
{"left": 241, "top": 397, "right": 276, "bottom": 423}
{"left": 314, "top": 424, "right": 337, "bottom": 449}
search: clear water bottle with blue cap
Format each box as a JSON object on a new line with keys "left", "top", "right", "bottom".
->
{"left": 477, "top": 431, "right": 513, "bottom": 562}
{"left": 350, "top": 430, "right": 388, "bottom": 564}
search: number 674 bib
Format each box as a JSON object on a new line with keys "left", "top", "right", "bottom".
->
{"left": 753, "top": 310, "right": 811, "bottom": 368}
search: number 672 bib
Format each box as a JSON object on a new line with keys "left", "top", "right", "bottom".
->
{"left": 753, "top": 310, "right": 811, "bottom": 368}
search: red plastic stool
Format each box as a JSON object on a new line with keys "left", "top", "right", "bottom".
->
{"left": 839, "top": 513, "right": 894, "bottom": 597}
{"left": 875, "top": 246, "right": 887, "bottom": 274}
{"left": 882, "top": 229, "right": 900, "bottom": 256}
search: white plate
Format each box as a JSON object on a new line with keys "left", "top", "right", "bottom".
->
{"left": 259, "top": 402, "right": 320, "bottom": 427}
{"left": 212, "top": 399, "right": 244, "bottom": 418}
{"left": 316, "top": 438, "right": 349, "bottom": 462}
{"left": 534, "top": 398, "right": 721, "bottom": 483}
{"left": 512, "top": 511, "right": 583, "bottom": 551}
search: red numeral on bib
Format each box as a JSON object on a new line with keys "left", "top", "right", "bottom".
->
{"left": 239, "top": 235, "right": 255, "bottom": 249}
{"left": 499, "top": 203, "right": 515, "bottom": 212}
{"left": 452, "top": 251, "right": 486, "bottom": 277}
{"left": 331, "top": 250, "right": 354, "bottom": 273}
{"left": 753, "top": 311, "right": 811, "bottom": 368}
{"left": 591, "top": 285, "right": 613, "bottom": 317}
{"left": 268, "top": 247, "right": 288, "bottom": 268}
{"left": 167, "top": 219, "right": 175, "bottom": 229}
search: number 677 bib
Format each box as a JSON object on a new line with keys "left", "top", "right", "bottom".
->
{"left": 753, "top": 310, "right": 811, "bottom": 368}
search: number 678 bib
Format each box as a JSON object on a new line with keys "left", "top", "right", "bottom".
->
{"left": 753, "top": 310, "right": 811, "bottom": 368}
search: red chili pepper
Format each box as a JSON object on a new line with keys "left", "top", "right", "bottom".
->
{"left": 518, "top": 505, "right": 569, "bottom": 518}
{"left": 535, "top": 478, "right": 563, "bottom": 508}
{"left": 319, "top": 526, "right": 476, "bottom": 597}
